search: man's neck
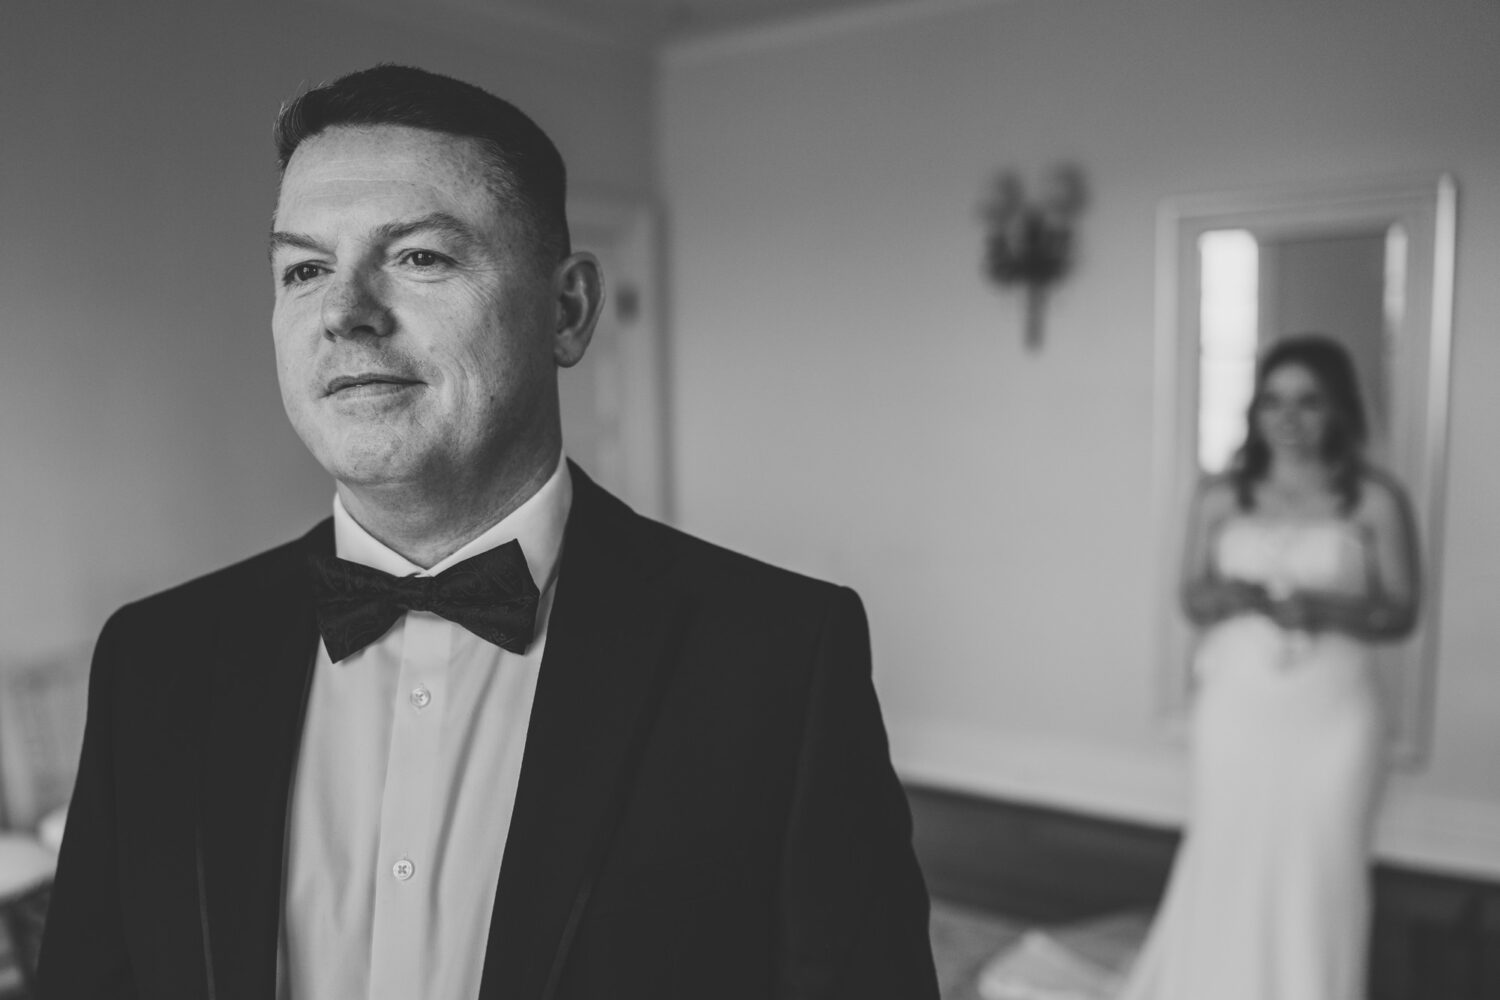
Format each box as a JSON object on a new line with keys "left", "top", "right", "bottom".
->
{"left": 336, "top": 454, "right": 561, "bottom": 569}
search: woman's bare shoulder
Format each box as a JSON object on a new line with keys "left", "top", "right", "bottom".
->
{"left": 1354, "top": 465, "right": 1413, "bottom": 527}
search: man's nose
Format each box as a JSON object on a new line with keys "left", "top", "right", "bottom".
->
{"left": 321, "top": 268, "right": 394, "bottom": 340}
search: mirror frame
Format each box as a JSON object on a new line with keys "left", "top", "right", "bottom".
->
{"left": 1151, "top": 173, "right": 1457, "bottom": 766}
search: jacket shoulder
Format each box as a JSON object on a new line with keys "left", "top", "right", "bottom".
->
{"left": 650, "top": 518, "right": 843, "bottom": 600}
{"left": 570, "top": 467, "right": 852, "bottom": 613}
{"left": 624, "top": 515, "right": 864, "bottom": 651}
{"left": 105, "top": 520, "right": 329, "bottom": 632}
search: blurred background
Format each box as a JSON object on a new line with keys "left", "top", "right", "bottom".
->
{"left": 2, "top": 0, "right": 1499, "bottom": 995}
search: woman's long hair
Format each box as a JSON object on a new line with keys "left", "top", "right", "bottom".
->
{"left": 1230, "top": 334, "right": 1368, "bottom": 513}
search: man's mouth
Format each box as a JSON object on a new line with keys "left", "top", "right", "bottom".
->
{"left": 324, "top": 373, "right": 422, "bottom": 396}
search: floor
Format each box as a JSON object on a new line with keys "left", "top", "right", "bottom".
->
{"left": 0, "top": 932, "right": 22, "bottom": 998}
{"left": 929, "top": 899, "right": 1026, "bottom": 999}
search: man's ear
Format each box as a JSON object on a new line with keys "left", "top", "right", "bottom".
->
{"left": 551, "top": 251, "right": 604, "bottom": 368}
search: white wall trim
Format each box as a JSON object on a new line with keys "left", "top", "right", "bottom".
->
{"left": 567, "top": 193, "right": 670, "bottom": 521}
{"left": 661, "top": 0, "right": 1011, "bottom": 65}
{"left": 890, "top": 718, "right": 1500, "bottom": 882}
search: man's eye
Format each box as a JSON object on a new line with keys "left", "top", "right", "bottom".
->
{"left": 283, "top": 263, "right": 325, "bottom": 285}
{"left": 401, "top": 250, "right": 448, "bottom": 268}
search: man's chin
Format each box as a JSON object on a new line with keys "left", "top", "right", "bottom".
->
{"left": 309, "top": 437, "right": 430, "bottom": 492}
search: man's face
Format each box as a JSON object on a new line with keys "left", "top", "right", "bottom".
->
{"left": 271, "top": 124, "right": 558, "bottom": 494}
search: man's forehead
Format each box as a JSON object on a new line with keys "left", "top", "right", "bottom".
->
{"left": 274, "top": 125, "right": 501, "bottom": 229}
{"left": 286, "top": 123, "right": 489, "bottom": 168}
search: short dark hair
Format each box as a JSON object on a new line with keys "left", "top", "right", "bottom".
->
{"left": 273, "top": 64, "right": 570, "bottom": 266}
{"left": 1231, "top": 333, "right": 1370, "bottom": 512}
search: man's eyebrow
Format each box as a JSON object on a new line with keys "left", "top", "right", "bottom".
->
{"left": 267, "top": 230, "right": 326, "bottom": 260}
{"left": 267, "top": 213, "right": 486, "bottom": 260}
{"left": 373, "top": 212, "right": 486, "bottom": 250}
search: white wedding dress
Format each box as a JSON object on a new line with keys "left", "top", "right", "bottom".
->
{"left": 1118, "top": 517, "right": 1384, "bottom": 1000}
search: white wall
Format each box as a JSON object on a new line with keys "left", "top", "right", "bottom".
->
{"left": 0, "top": 1, "right": 653, "bottom": 660}
{"left": 658, "top": 0, "right": 1500, "bottom": 876}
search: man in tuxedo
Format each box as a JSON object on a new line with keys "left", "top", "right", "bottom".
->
{"left": 38, "top": 65, "right": 937, "bottom": 999}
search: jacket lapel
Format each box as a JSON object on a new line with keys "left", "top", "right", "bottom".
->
{"left": 197, "top": 520, "right": 328, "bottom": 999}
{"left": 478, "top": 465, "right": 686, "bottom": 1000}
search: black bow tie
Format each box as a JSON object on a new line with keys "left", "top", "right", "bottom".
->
{"left": 307, "top": 540, "right": 541, "bottom": 663}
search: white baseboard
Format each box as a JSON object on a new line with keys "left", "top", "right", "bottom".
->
{"left": 890, "top": 719, "right": 1500, "bottom": 882}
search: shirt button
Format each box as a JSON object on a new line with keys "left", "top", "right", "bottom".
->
{"left": 410, "top": 686, "right": 431, "bottom": 709}
{"left": 392, "top": 858, "right": 415, "bottom": 882}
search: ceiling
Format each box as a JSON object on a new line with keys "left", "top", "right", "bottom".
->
{"left": 439, "top": 0, "right": 940, "bottom": 48}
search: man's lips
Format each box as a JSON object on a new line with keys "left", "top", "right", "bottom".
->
{"left": 323, "top": 373, "right": 422, "bottom": 396}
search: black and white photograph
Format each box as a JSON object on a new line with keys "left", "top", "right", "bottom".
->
{"left": 1, "top": 1, "right": 1497, "bottom": 997}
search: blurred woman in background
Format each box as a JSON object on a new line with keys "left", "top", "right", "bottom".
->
{"left": 1119, "top": 334, "right": 1420, "bottom": 1000}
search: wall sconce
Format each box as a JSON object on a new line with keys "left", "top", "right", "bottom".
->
{"left": 979, "top": 164, "right": 1088, "bottom": 351}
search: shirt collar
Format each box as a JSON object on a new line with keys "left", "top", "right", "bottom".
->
{"left": 331, "top": 456, "right": 573, "bottom": 593}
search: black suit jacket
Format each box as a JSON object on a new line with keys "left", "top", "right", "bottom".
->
{"left": 38, "top": 465, "right": 938, "bottom": 999}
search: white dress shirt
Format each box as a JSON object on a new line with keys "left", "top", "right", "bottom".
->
{"left": 278, "top": 459, "right": 573, "bottom": 1000}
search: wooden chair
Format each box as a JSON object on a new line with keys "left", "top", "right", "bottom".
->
{"left": 0, "top": 646, "right": 90, "bottom": 995}
{"left": 0, "top": 839, "right": 52, "bottom": 997}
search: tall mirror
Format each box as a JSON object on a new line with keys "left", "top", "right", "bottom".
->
{"left": 1152, "top": 174, "right": 1456, "bottom": 765}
